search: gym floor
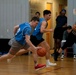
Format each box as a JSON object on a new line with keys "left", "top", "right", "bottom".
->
{"left": 0, "top": 50, "right": 76, "bottom": 75}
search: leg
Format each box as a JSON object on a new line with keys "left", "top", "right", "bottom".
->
{"left": 28, "top": 47, "right": 46, "bottom": 70}
{"left": 28, "top": 47, "right": 38, "bottom": 66}
{"left": 38, "top": 41, "right": 57, "bottom": 67}
{"left": 0, "top": 48, "right": 17, "bottom": 61}
{"left": 73, "top": 43, "right": 76, "bottom": 58}
{"left": 15, "top": 49, "right": 28, "bottom": 56}
{"left": 54, "top": 39, "right": 61, "bottom": 61}
{"left": 61, "top": 40, "right": 66, "bottom": 59}
{"left": 7, "top": 49, "right": 28, "bottom": 62}
{"left": 56, "top": 39, "right": 61, "bottom": 50}
{"left": 54, "top": 39, "right": 57, "bottom": 52}
{"left": 54, "top": 39, "right": 61, "bottom": 53}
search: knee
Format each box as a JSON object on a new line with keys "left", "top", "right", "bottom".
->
{"left": 45, "top": 46, "right": 50, "bottom": 51}
{"left": 7, "top": 53, "right": 14, "bottom": 58}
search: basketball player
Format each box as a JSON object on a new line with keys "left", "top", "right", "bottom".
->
{"left": 30, "top": 10, "right": 57, "bottom": 67}
{"left": 8, "top": 10, "right": 57, "bottom": 67}
{"left": 7, "top": 11, "right": 41, "bottom": 63}
{"left": 0, "top": 16, "right": 47, "bottom": 70}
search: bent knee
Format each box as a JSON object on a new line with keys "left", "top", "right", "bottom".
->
{"left": 7, "top": 53, "right": 14, "bottom": 58}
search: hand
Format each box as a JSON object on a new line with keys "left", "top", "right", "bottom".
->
{"left": 35, "top": 46, "right": 42, "bottom": 50}
{"left": 50, "top": 29, "right": 54, "bottom": 32}
{"left": 62, "top": 25, "right": 67, "bottom": 28}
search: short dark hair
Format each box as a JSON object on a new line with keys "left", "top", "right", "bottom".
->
{"left": 67, "top": 25, "right": 72, "bottom": 29}
{"left": 31, "top": 16, "right": 39, "bottom": 22}
{"left": 61, "top": 9, "right": 66, "bottom": 13}
{"left": 43, "top": 10, "right": 51, "bottom": 15}
{"left": 35, "top": 12, "right": 40, "bottom": 15}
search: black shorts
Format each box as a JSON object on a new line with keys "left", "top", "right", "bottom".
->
{"left": 30, "top": 35, "right": 44, "bottom": 46}
{"left": 53, "top": 27, "right": 65, "bottom": 40}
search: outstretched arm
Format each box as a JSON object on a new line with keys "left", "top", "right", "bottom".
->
{"left": 25, "top": 35, "right": 36, "bottom": 50}
{"left": 25, "top": 35, "right": 41, "bottom": 50}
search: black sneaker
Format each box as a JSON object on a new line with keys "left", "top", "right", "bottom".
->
{"left": 54, "top": 51, "right": 60, "bottom": 61}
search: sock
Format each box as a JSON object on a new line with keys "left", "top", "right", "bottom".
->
{"left": 34, "top": 61, "right": 38, "bottom": 66}
{"left": 46, "top": 59, "right": 51, "bottom": 64}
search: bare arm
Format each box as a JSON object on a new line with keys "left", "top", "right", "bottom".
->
{"left": 62, "top": 23, "right": 67, "bottom": 28}
{"left": 13, "top": 25, "right": 19, "bottom": 35}
{"left": 40, "top": 21, "right": 53, "bottom": 33}
{"left": 25, "top": 35, "right": 36, "bottom": 50}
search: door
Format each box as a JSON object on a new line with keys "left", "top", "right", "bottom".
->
{"left": 46, "top": 3, "right": 53, "bottom": 48}
{"left": 59, "top": 4, "right": 64, "bottom": 14}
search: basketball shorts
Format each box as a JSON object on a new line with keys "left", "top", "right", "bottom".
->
{"left": 30, "top": 35, "right": 44, "bottom": 46}
{"left": 8, "top": 38, "right": 29, "bottom": 55}
{"left": 53, "top": 27, "right": 64, "bottom": 40}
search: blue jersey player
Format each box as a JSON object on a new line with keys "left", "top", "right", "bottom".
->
{"left": 0, "top": 17, "right": 46, "bottom": 70}
{"left": 10, "top": 10, "right": 57, "bottom": 69}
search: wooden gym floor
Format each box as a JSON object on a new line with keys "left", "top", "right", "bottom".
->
{"left": 0, "top": 50, "right": 76, "bottom": 75}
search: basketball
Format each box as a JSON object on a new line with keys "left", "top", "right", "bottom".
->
{"left": 37, "top": 47, "right": 46, "bottom": 57}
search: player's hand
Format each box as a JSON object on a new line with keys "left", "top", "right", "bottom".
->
{"left": 50, "top": 29, "right": 54, "bottom": 32}
{"left": 35, "top": 46, "right": 42, "bottom": 50}
{"left": 62, "top": 25, "right": 67, "bottom": 28}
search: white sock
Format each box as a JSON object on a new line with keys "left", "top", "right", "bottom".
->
{"left": 46, "top": 59, "right": 51, "bottom": 64}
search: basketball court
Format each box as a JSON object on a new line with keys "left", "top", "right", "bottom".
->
{"left": 0, "top": 51, "right": 76, "bottom": 75}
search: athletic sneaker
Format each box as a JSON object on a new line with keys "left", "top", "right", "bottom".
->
{"left": 61, "top": 54, "right": 64, "bottom": 59}
{"left": 35, "top": 64, "right": 46, "bottom": 71}
{"left": 7, "top": 59, "right": 11, "bottom": 63}
{"left": 46, "top": 62, "right": 57, "bottom": 67}
{"left": 73, "top": 55, "right": 76, "bottom": 59}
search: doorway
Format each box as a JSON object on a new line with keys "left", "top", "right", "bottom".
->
{"left": 46, "top": 3, "right": 53, "bottom": 48}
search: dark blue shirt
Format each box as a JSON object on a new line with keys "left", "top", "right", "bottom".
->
{"left": 56, "top": 15, "right": 67, "bottom": 28}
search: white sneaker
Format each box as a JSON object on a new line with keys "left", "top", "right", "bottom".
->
{"left": 61, "top": 55, "right": 64, "bottom": 59}
{"left": 7, "top": 59, "right": 11, "bottom": 63}
{"left": 46, "top": 62, "right": 57, "bottom": 67}
{"left": 73, "top": 55, "right": 76, "bottom": 59}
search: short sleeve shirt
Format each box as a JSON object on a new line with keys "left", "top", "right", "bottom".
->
{"left": 15, "top": 22, "right": 31, "bottom": 45}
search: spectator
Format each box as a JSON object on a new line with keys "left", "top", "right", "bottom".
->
{"left": 53, "top": 9, "right": 67, "bottom": 61}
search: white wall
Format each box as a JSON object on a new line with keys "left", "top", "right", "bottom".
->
{"left": 68, "top": 0, "right": 76, "bottom": 25}
{"left": 0, "top": 0, "right": 29, "bottom": 38}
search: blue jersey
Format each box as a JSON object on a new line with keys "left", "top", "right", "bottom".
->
{"left": 15, "top": 22, "right": 31, "bottom": 45}
{"left": 32, "top": 18, "right": 45, "bottom": 40}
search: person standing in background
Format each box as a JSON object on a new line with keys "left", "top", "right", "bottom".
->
{"left": 53, "top": 9, "right": 67, "bottom": 61}
{"left": 35, "top": 11, "right": 40, "bottom": 18}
